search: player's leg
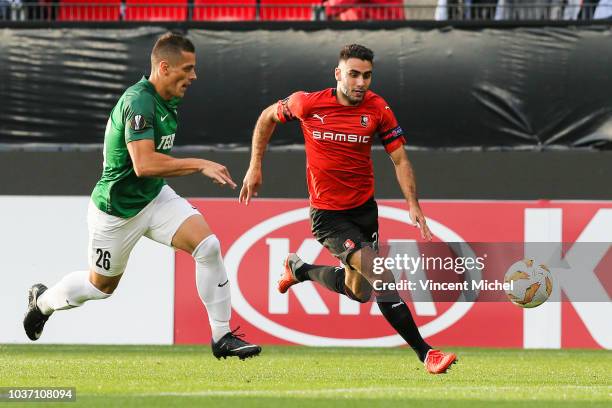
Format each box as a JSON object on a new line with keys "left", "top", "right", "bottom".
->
{"left": 343, "top": 266, "right": 373, "bottom": 301}
{"left": 348, "top": 201, "right": 455, "bottom": 371}
{"left": 280, "top": 253, "right": 343, "bottom": 293}
{"left": 23, "top": 269, "right": 116, "bottom": 341}
{"left": 24, "top": 201, "right": 143, "bottom": 341}
{"left": 35, "top": 270, "right": 119, "bottom": 315}
{"left": 279, "top": 205, "right": 374, "bottom": 301}
{"left": 169, "top": 214, "right": 232, "bottom": 342}
{"left": 282, "top": 239, "right": 455, "bottom": 372}
{"left": 341, "top": 199, "right": 430, "bottom": 362}
{"left": 303, "top": 223, "right": 435, "bottom": 362}
{"left": 348, "top": 246, "right": 432, "bottom": 359}
{"left": 291, "top": 199, "right": 455, "bottom": 372}
{"left": 145, "top": 186, "right": 260, "bottom": 359}
{"left": 349, "top": 247, "right": 456, "bottom": 373}
{"left": 280, "top": 252, "right": 373, "bottom": 302}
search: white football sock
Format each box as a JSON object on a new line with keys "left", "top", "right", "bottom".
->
{"left": 37, "top": 270, "right": 111, "bottom": 316}
{"left": 192, "top": 234, "right": 231, "bottom": 342}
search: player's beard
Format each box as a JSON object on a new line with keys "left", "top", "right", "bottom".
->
{"left": 339, "top": 83, "right": 362, "bottom": 105}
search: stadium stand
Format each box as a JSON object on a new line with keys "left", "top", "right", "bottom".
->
{"left": 259, "top": 0, "right": 321, "bottom": 21}
{"left": 125, "top": 0, "right": 188, "bottom": 21}
{"left": 4, "top": 0, "right": 612, "bottom": 22}
{"left": 192, "top": 0, "right": 257, "bottom": 21}
{"left": 324, "top": 0, "right": 405, "bottom": 20}
{"left": 58, "top": 0, "right": 121, "bottom": 21}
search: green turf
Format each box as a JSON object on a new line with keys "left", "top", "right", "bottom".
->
{"left": 0, "top": 345, "right": 610, "bottom": 407}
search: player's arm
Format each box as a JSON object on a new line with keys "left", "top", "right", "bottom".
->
{"left": 239, "top": 103, "right": 283, "bottom": 205}
{"left": 124, "top": 94, "right": 236, "bottom": 187}
{"left": 127, "top": 140, "right": 236, "bottom": 188}
{"left": 389, "top": 146, "right": 432, "bottom": 241}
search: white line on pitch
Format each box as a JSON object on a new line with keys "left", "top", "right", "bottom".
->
{"left": 124, "top": 385, "right": 611, "bottom": 398}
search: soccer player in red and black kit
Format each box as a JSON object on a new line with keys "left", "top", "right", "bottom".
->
{"left": 240, "top": 44, "right": 457, "bottom": 374}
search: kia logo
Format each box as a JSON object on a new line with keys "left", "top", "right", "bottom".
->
{"left": 225, "top": 206, "right": 478, "bottom": 346}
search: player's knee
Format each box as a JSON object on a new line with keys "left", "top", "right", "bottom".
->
{"left": 89, "top": 271, "right": 121, "bottom": 295}
{"left": 92, "top": 284, "right": 116, "bottom": 296}
{"left": 351, "top": 286, "right": 373, "bottom": 303}
{"left": 348, "top": 250, "right": 376, "bottom": 280}
{"left": 192, "top": 234, "right": 221, "bottom": 262}
{"left": 353, "top": 292, "right": 371, "bottom": 303}
{"left": 345, "top": 276, "right": 372, "bottom": 303}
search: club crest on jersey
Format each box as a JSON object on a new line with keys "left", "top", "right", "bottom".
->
{"left": 344, "top": 239, "right": 356, "bottom": 250}
{"left": 360, "top": 115, "right": 369, "bottom": 127}
{"left": 131, "top": 115, "right": 146, "bottom": 131}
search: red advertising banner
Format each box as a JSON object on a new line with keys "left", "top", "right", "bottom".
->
{"left": 174, "top": 200, "right": 612, "bottom": 349}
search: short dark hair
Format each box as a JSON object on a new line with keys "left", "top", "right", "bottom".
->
{"left": 151, "top": 32, "right": 195, "bottom": 66}
{"left": 339, "top": 44, "right": 374, "bottom": 63}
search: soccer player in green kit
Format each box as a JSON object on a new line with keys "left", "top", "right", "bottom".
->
{"left": 23, "top": 32, "right": 261, "bottom": 360}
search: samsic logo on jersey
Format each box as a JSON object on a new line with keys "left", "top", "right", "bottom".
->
{"left": 312, "top": 130, "right": 371, "bottom": 144}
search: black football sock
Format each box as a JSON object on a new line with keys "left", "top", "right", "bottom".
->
{"left": 376, "top": 291, "right": 432, "bottom": 362}
{"left": 294, "top": 262, "right": 346, "bottom": 295}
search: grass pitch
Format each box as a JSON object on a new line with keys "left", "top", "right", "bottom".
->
{"left": 0, "top": 345, "right": 610, "bottom": 407}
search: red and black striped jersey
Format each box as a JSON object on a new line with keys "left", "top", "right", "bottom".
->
{"left": 276, "top": 88, "right": 406, "bottom": 210}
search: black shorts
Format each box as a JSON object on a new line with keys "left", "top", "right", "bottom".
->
{"left": 310, "top": 197, "right": 379, "bottom": 267}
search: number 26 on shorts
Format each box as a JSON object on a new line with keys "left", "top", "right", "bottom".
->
{"left": 95, "top": 249, "right": 111, "bottom": 271}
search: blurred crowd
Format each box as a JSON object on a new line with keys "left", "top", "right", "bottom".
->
{"left": 0, "top": 0, "right": 611, "bottom": 21}
{"left": 323, "top": 0, "right": 612, "bottom": 20}
{"left": 433, "top": 0, "right": 612, "bottom": 20}
{"left": 0, "top": 0, "right": 58, "bottom": 21}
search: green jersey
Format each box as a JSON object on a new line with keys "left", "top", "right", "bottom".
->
{"left": 91, "top": 76, "right": 182, "bottom": 218}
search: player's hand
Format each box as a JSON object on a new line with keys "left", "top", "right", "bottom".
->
{"left": 239, "top": 166, "right": 262, "bottom": 206}
{"left": 201, "top": 160, "right": 237, "bottom": 189}
{"left": 409, "top": 200, "right": 433, "bottom": 241}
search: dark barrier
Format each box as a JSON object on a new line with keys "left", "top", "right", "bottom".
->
{"left": 2, "top": 149, "right": 612, "bottom": 199}
{"left": 1, "top": 25, "right": 612, "bottom": 149}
